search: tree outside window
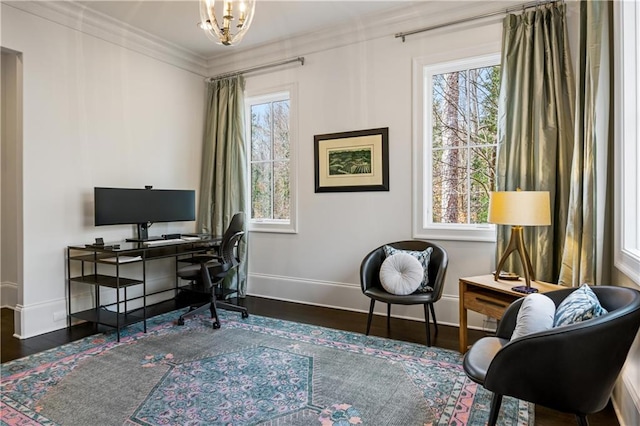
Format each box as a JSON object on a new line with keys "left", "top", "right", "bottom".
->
{"left": 429, "top": 63, "right": 500, "bottom": 226}
{"left": 248, "top": 94, "right": 291, "bottom": 223}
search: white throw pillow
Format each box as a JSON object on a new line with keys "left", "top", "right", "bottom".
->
{"left": 383, "top": 245, "right": 433, "bottom": 292}
{"left": 379, "top": 253, "right": 424, "bottom": 295}
{"left": 510, "top": 293, "right": 556, "bottom": 341}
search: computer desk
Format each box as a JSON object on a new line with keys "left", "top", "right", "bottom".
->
{"left": 66, "top": 236, "right": 221, "bottom": 341}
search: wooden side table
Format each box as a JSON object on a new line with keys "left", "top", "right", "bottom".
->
{"left": 458, "top": 274, "right": 560, "bottom": 353}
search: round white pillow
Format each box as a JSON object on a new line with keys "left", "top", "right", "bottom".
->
{"left": 379, "top": 253, "right": 424, "bottom": 295}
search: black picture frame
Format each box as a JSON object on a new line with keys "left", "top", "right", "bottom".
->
{"left": 314, "top": 127, "right": 389, "bottom": 193}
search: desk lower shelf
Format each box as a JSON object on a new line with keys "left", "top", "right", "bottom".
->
{"left": 70, "top": 307, "right": 144, "bottom": 328}
{"left": 68, "top": 274, "right": 143, "bottom": 288}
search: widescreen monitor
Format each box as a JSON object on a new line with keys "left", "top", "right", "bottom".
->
{"left": 94, "top": 187, "right": 196, "bottom": 241}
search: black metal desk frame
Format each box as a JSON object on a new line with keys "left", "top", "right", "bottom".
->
{"left": 66, "top": 237, "right": 220, "bottom": 341}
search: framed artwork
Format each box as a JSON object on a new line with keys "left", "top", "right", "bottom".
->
{"left": 314, "top": 127, "right": 389, "bottom": 193}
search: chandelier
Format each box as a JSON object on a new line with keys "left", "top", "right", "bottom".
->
{"left": 198, "top": 0, "right": 256, "bottom": 46}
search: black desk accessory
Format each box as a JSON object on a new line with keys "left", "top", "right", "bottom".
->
{"left": 85, "top": 244, "right": 120, "bottom": 250}
{"left": 182, "top": 233, "right": 210, "bottom": 238}
{"left": 125, "top": 236, "right": 163, "bottom": 243}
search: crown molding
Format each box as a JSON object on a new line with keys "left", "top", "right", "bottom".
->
{"left": 5, "top": 0, "right": 209, "bottom": 77}
{"left": 204, "top": 1, "right": 511, "bottom": 76}
{"left": 5, "top": 0, "right": 518, "bottom": 79}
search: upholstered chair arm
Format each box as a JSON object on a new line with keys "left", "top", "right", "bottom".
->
{"left": 360, "top": 248, "right": 385, "bottom": 292}
{"left": 485, "top": 307, "right": 640, "bottom": 416}
{"left": 427, "top": 246, "right": 448, "bottom": 301}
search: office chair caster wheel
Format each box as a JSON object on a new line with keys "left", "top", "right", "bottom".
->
{"left": 212, "top": 321, "right": 220, "bottom": 329}
{"left": 177, "top": 317, "right": 185, "bottom": 326}
{"left": 241, "top": 312, "right": 249, "bottom": 319}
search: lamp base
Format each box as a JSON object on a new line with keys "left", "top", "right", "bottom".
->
{"left": 512, "top": 285, "right": 539, "bottom": 294}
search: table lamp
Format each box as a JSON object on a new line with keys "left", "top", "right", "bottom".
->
{"left": 488, "top": 190, "right": 551, "bottom": 294}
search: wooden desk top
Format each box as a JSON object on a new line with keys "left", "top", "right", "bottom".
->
{"left": 460, "top": 274, "right": 561, "bottom": 296}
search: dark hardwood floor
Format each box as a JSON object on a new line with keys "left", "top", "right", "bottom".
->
{"left": 1, "top": 297, "right": 618, "bottom": 425}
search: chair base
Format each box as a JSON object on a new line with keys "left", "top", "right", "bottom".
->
{"left": 575, "top": 414, "right": 589, "bottom": 426}
{"left": 365, "top": 300, "right": 437, "bottom": 347}
{"left": 177, "top": 298, "right": 249, "bottom": 328}
{"left": 178, "top": 300, "right": 221, "bottom": 329}
{"left": 488, "top": 393, "right": 502, "bottom": 426}
{"left": 217, "top": 300, "right": 249, "bottom": 318}
{"left": 177, "top": 280, "right": 249, "bottom": 329}
{"left": 487, "top": 393, "right": 590, "bottom": 426}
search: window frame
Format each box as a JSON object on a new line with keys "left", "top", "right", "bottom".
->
{"left": 244, "top": 83, "right": 298, "bottom": 234}
{"left": 614, "top": 0, "right": 640, "bottom": 284}
{"left": 413, "top": 53, "right": 500, "bottom": 242}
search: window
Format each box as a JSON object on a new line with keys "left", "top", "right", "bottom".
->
{"left": 614, "top": 0, "right": 640, "bottom": 283}
{"left": 245, "top": 86, "right": 297, "bottom": 233}
{"left": 413, "top": 54, "right": 500, "bottom": 241}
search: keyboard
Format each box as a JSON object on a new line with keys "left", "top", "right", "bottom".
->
{"left": 143, "top": 238, "right": 188, "bottom": 246}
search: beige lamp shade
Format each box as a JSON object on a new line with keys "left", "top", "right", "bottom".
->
{"left": 488, "top": 191, "right": 551, "bottom": 226}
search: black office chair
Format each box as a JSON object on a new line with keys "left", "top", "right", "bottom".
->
{"left": 176, "top": 212, "right": 249, "bottom": 328}
{"left": 360, "top": 240, "right": 448, "bottom": 346}
{"left": 177, "top": 218, "right": 239, "bottom": 266}
{"left": 463, "top": 286, "right": 640, "bottom": 426}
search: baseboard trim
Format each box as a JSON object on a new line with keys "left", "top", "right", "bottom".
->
{"left": 246, "top": 273, "right": 492, "bottom": 331}
{"left": 14, "top": 274, "right": 179, "bottom": 339}
{"left": 13, "top": 272, "right": 495, "bottom": 337}
{"left": 0, "top": 281, "right": 18, "bottom": 309}
{"left": 13, "top": 299, "right": 67, "bottom": 339}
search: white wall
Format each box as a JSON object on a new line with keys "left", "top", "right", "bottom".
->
{"left": 235, "top": 11, "right": 510, "bottom": 330}
{"left": 1, "top": 3, "right": 206, "bottom": 337}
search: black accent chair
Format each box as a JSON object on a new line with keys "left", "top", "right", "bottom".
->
{"left": 463, "top": 285, "right": 640, "bottom": 426}
{"left": 360, "top": 240, "right": 448, "bottom": 346}
{"left": 176, "top": 212, "right": 249, "bottom": 328}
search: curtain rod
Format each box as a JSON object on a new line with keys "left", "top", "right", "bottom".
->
{"left": 206, "top": 56, "right": 305, "bottom": 82}
{"left": 395, "top": 0, "right": 559, "bottom": 42}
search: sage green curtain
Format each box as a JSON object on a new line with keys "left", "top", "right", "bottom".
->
{"left": 197, "top": 76, "right": 248, "bottom": 296}
{"left": 496, "top": 3, "right": 575, "bottom": 283}
{"left": 558, "top": 0, "right": 612, "bottom": 287}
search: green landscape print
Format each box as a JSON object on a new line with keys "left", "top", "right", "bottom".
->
{"left": 328, "top": 146, "right": 373, "bottom": 175}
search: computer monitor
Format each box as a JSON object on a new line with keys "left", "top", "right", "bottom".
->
{"left": 94, "top": 187, "right": 196, "bottom": 241}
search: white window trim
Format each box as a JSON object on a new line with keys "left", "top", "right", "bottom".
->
{"left": 614, "top": 1, "right": 640, "bottom": 284}
{"left": 245, "top": 83, "right": 298, "bottom": 234}
{"left": 413, "top": 53, "right": 500, "bottom": 242}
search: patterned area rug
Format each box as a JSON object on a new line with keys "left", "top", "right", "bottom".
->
{"left": 1, "top": 310, "right": 533, "bottom": 425}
